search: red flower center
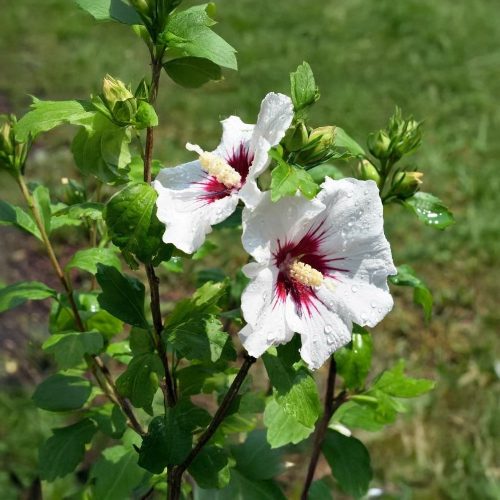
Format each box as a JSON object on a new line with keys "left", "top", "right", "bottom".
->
{"left": 273, "top": 220, "right": 348, "bottom": 317}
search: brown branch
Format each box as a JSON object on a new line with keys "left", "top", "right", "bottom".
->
{"left": 300, "top": 358, "right": 347, "bottom": 500}
{"left": 167, "top": 355, "right": 257, "bottom": 500}
{"left": 17, "top": 175, "right": 145, "bottom": 436}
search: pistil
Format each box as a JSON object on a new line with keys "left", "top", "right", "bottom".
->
{"left": 289, "top": 260, "right": 324, "bottom": 287}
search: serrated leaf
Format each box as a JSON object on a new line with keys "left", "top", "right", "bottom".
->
{"left": 262, "top": 350, "right": 321, "bottom": 427}
{"left": 307, "top": 164, "right": 344, "bottom": 184}
{"left": 270, "top": 161, "right": 319, "bottom": 202}
{"left": 72, "top": 113, "right": 131, "bottom": 184}
{"left": 42, "top": 331, "right": 104, "bottom": 369}
{"left": 263, "top": 397, "right": 314, "bottom": 448}
{"left": 322, "top": 430, "right": 373, "bottom": 499}
{"left": 32, "top": 374, "right": 92, "bottom": 412}
{"left": 105, "top": 182, "right": 165, "bottom": 264}
{"left": 96, "top": 264, "right": 148, "bottom": 328}
{"left": 75, "top": 0, "right": 142, "bottom": 25}
{"left": 403, "top": 191, "right": 455, "bottom": 229}
{"left": 39, "top": 419, "right": 97, "bottom": 481}
{"left": 15, "top": 99, "right": 94, "bottom": 141}
{"left": 66, "top": 248, "right": 122, "bottom": 275}
{"left": 164, "top": 5, "right": 237, "bottom": 70}
{"left": 335, "top": 325, "right": 373, "bottom": 390}
{"left": 0, "top": 200, "right": 41, "bottom": 240}
{"left": 389, "top": 264, "right": 433, "bottom": 321}
{"left": 164, "top": 57, "right": 222, "bottom": 88}
{"left": 372, "top": 360, "right": 435, "bottom": 398}
{"left": 290, "top": 61, "right": 319, "bottom": 114}
{"left": 116, "top": 353, "right": 163, "bottom": 412}
{"left": 91, "top": 445, "right": 148, "bottom": 500}
{"left": 0, "top": 281, "right": 56, "bottom": 313}
{"left": 189, "top": 446, "right": 231, "bottom": 490}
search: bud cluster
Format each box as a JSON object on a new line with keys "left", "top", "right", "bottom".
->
{"left": 130, "top": 0, "right": 182, "bottom": 41}
{"left": 367, "top": 107, "right": 422, "bottom": 163}
{"left": 0, "top": 114, "right": 29, "bottom": 178}
{"left": 283, "top": 122, "right": 336, "bottom": 167}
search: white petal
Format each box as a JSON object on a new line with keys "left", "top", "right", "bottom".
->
{"left": 252, "top": 92, "right": 294, "bottom": 149}
{"left": 286, "top": 298, "right": 352, "bottom": 370}
{"left": 214, "top": 115, "right": 254, "bottom": 159}
{"left": 239, "top": 266, "right": 294, "bottom": 357}
{"left": 154, "top": 162, "right": 238, "bottom": 254}
{"left": 242, "top": 192, "right": 325, "bottom": 263}
{"left": 238, "top": 177, "right": 265, "bottom": 209}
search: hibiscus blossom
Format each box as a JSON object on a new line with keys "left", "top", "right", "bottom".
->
{"left": 153, "top": 93, "right": 293, "bottom": 253}
{"left": 239, "top": 177, "right": 396, "bottom": 369}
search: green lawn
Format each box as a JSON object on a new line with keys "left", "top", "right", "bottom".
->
{"left": 1, "top": 0, "right": 499, "bottom": 498}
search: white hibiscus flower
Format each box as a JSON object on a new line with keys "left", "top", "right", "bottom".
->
{"left": 239, "top": 177, "right": 396, "bottom": 370}
{"left": 153, "top": 93, "right": 293, "bottom": 254}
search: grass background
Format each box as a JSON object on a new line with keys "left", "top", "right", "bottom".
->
{"left": 0, "top": 0, "right": 499, "bottom": 498}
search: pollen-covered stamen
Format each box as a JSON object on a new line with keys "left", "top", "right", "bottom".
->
{"left": 186, "top": 143, "right": 241, "bottom": 189}
{"left": 199, "top": 152, "right": 241, "bottom": 188}
{"left": 289, "top": 260, "right": 324, "bottom": 287}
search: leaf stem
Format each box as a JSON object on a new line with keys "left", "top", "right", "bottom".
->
{"left": 16, "top": 175, "right": 145, "bottom": 436}
{"left": 300, "top": 358, "right": 347, "bottom": 499}
{"left": 167, "top": 355, "right": 257, "bottom": 500}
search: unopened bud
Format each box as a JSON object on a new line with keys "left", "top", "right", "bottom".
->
{"left": 295, "top": 126, "right": 336, "bottom": 167}
{"left": 0, "top": 120, "right": 13, "bottom": 155}
{"left": 283, "top": 122, "right": 309, "bottom": 152}
{"left": 394, "top": 171, "right": 423, "bottom": 198}
{"left": 102, "top": 75, "right": 134, "bottom": 106}
{"left": 357, "top": 159, "right": 381, "bottom": 186}
{"left": 129, "top": 0, "right": 150, "bottom": 15}
{"left": 368, "top": 130, "right": 391, "bottom": 159}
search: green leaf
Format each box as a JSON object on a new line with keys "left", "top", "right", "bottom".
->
{"left": 164, "top": 5, "right": 237, "bottom": 70}
{"left": 262, "top": 349, "right": 321, "bottom": 427}
{"left": 332, "top": 400, "right": 385, "bottom": 432}
{"left": 372, "top": 360, "right": 435, "bottom": 398}
{"left": 116, "top": 353, "right": 163, "bottom": 413}
{"left": 164, "top": 57, "right": 222, "bottom": 88}
{"left": 322, "top": 430, "right": 372, "bottom": 499}
{"left": 0, "top": 281, "right": 56, "bottom": 313}
{"left": 32, "top": 374, "right": 92, "bottom": 412}
{"left": 335, "top": 325, "right": 373, "bottom": 390}
{"left": 334, "top": 127, "right": 365, "bottom": 157}
{"left": 15, "top": 99, "right": 94, "bottom": 141}
{"left": 290, "top": 61, "right": 319, "bottom": 114}
{"left": 39, "top": 419, "right": 97, "bottom": 481}
{"left": 135, "top": 101, "right": 158, "bottom": 129}
{"left": 189, "top": 446, "right": 231, "bottom": 490}
{"left": 130, "top": 327, "right": 155, "bottom": 355}
{"left": 403, "top": 191, "right": 455, "bottom": 229}
{"left": 32, "top": 185, "right": 52, "bottom": 234}
{"left": 75, "top": 0, "right": 142, "bottom": 25}
{"left": 66, "top": 247, "right": 122, "bottom": 275}
{"left": 231, "top": 430, "right": 283, "bottom": 481}
{"left": 105, "top": 182, "right": 166, "bottom": 265}
{"left": 263, "top": 397, "right": 314, "bottom": 448}
{"left": 91, "top": 445, "right": 148, "bottom": 500}
{"left": 309, "top": 478, "right": 333, "bottom": 500}
{"left": 307, "top": 164, "right": 344, "bottom": 184}
{"left": 270, "top": 162, "right": 319, "bottom": 202}
{"left": 56, "top": 201, "right": 104, "bottom": 221}
{"left": 88, "top": 404, "right": 127, "bottom": 439}
{"left": 72, "top": 113, "right": 131, "bottom": 184}
{"left": 389, "top": 264, "right": 433, "bottom": 321}
{"left": 96, "top": 264, "right": 148, "bottom": 328}
{"left": 0, "top": 200, "right": 41, "bottom": 240}
{"left": 42, "top": 331, "right": 104, "bottom": 369}
{"left": 138, "top": 408, "right": 193, "bottom": 473}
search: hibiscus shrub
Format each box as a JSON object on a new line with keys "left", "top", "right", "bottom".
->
{"left": 0, "top": 1, "right": 454, "bottom": 498}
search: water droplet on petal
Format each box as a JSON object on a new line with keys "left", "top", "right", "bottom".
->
{"left": 326, "top": 335, "right": 335, "bottom": 345}
{"left": 324, "top": 324, "right": 333, "bottom": 334}
{"left": 351, "top": 285, "right": 358, "bottom": 293}
{"left": 378, "top": 307, "right": 383, "bottom": 313}
{"left": 361, "top": 312, "right": 368, "bottom": 322}
{"left": 364, "top": 189, "right": 369, "bottom": 195}
{"left": 370, "top": 301, "right": 377, "bottom": 308}
{"left": 346, "top": 191, "right": 353, "bottom": 198}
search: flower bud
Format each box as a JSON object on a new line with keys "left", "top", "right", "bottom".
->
{"left": 393, "top": 171, "right": 423, "bottom": 198}
{"left": 357, "top": 159, "right": 381, "bottom": 186}
{"left": 367, "top": 130, "right": 391, "bottom": 159}
{"left": 129, "top": 0, "right": 151, "bottom": 15}
{"left": 283, "top": 122, "right": 309, "bottom": 152}
{"left": 102, "top": 75, "right": 134, "bottom": 107}
{"left": 0, "top": 120, "right": 14, "bottom": 156}
{"left": 295, "top": 126, "right": 336, "bottom": 167}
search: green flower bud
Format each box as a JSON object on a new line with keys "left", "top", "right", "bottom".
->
{"left": 357, "top": 159, "right": 381, "bottom": 186}
{"left": 393, "top": 171, "right": 423, "bottom": 198}
{"left": 102, "top": 75, "right": 134, "bottom": 107}
{"left": 129, "top": 0, "right": 150, "bottom": 15}
{"left": 367, "top": 130, "right": 391, "bottom": 159}
{"left": 295, "top": 125, "right": 336, "bottom": 167}
{"left": 0, "top": 119, "right": 14, "bottom": 156}
{"left": 0, "top": 114, "right": 28, "bottom": 177}
{"left": 283, "top": 122, "right": 309, "bottom": 152}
